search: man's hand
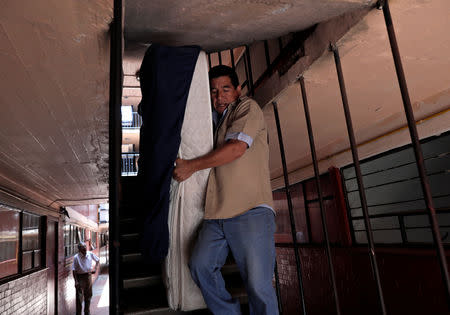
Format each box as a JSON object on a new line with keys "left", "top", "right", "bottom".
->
{"left": 173, "top": 158, "right": 196, "bottom": 182}
{"left": 172, "top": 140, "right": 247, "bottom": 182}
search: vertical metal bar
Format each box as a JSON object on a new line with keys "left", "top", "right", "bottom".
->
{"left": 274, "top": 261, "right": 284, "bottom": 315}
{"left": 109, "top": 0, "right": 122, "bottom": 313}
{"left": 264, "top": 40, "right": 271, "bottom": 68}
{"left": 245, "top": 45, "right": 254, "bottom": 96}
{"left": 330, "top": 43, "right": 387, "bottom": 315}
{"left": 229, "top": 48, "right": 235, "bottom": 70}
{"left": 302, "top": 183, "right": 313, "bottom": 242}
{"left": 207, "top": 53, "right": 212, "bottom": 69}
{"left": 398, "top": 215, "right": 407, "bottom": 244}
{"left": 218, "top": 51, "right": 222, "bottom": 65}
{"left": 298, "top": 77, "right": 341, "bottom": 315}
{"left": 380, "top": 0, "right": 450, "bottom": 305}
{"left": 272, "top": 101, "right": 308, "bottom": 315}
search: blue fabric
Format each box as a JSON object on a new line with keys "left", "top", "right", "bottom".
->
{"left": 137, "top": 44, "right": 200, "bottom": 264}
{"left": 189, "top": 207, "right": 279, "bottom": 315}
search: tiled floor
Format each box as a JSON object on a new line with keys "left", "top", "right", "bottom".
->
{"left": 91, "top": 267, "right": 109, "bottom": 315}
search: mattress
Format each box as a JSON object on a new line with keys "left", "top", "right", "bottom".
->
{"left": 164, "top": 51, "right": 212, "bottom": 311}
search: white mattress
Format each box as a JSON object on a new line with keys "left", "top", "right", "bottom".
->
{"left": 165, "top": 51, "right": 213, "bottom": 311}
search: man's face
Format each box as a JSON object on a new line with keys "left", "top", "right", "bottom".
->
{"left": 210, "top": 75, "right": 241, "bottom": 115}
{"left": 79, "top": 246, "right": 87, "bottom": 256}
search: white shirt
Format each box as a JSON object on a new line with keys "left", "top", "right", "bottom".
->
{"left": 72, "top": 251, "right": 99, "bottom": 274}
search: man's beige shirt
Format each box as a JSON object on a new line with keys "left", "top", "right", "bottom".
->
{"left": 204, "top": 96, "right": 274, "bottom": 219}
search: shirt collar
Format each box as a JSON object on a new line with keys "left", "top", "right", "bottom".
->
{"left": 212, "top": 96, "right": 243, "bottom": 129}
{"left": 212, "top": 108, "right": 227, "bottom": 128}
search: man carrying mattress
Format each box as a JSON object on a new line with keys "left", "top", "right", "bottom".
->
{"left": 173, "top": 65, "right": 278, "bottom": 315}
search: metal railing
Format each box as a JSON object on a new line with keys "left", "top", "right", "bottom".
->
{"left": 269, "top": 1, "right": 450, "bottom": 313}
{"left": 122, "top": 112, "right": 142, "bottom": 129}
{"left": 121, "top": 153, "right": 139, "bottom": 176}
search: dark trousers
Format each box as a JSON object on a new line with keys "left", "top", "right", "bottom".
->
{"left": 75, "top": 273, "right": 92, "bottom": 315}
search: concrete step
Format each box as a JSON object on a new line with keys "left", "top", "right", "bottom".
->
{"left": 120, "top": 217, "right": 140, "bottom": 233}
{"left": 122, "top": 287, "right": 248, "bottom": 315}
{"left": 121, "top": 252, "right": 142, "bottom": 264}
{"left": 120, "top": 233, "right": 141, "bottom": 254}
{"left": 123, "top": 275, "right": 163, "bottom": 290}
{"left": 124, "top": 306, "right": 212, "bottom": 315}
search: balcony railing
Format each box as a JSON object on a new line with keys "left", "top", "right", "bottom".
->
{"left": 121, "top": 153, "right": 139, "bottom": 176}
{"left": 122, "top": 112, "right": 142, "bottom": 129}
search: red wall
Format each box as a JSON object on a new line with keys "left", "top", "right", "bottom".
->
{"left": 274, "top": 168, "right": 449, "bottom": 314}
{"left": 276, "top": 246, "right": 449, "bottom": 314}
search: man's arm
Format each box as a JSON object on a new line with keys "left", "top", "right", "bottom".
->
{"left": 72, "top": 257, "right": 78, "bottom": 286}
{"left": 173, "top": 139, "right": 247, "bottom": 182}
{"left": 92, "top": 260, "right": 99, "bottom": 274}
{"left": 73, "top": 270, "right": 79, "bottom": 287}
{"left": 91, "top": 253, "right": 100, "bottom": 274}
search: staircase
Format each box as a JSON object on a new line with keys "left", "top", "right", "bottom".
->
{"left": 118, "top": 176, "right": 248, "bottom": 314}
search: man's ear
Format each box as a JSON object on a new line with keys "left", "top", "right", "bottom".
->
{"left": 236, "top": 85, "right": 242, "bottom": 96}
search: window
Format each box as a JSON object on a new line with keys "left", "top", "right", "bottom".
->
{"left": 64, "top": 224, "right": 70, "bottom": 256}
{"left": 91, "top": 231, "right": 97, "bottom": 249}
{"left": 0, "top": 207, "right": 20, "bottom": 278}
{"left": 0, "top": 206, "right": 44, "bottom": 280}
{"left": 99, "top": 233, "right": 108, "bottom": 247}
{"left": 64, "top": 224, "right": 88, "bottom": 256}
{"left": 273, "top": 183, "right": 309, "bottom": 243}
{"left": 64, "top": 224, "right": 76, "bottom": 256}
{"left": 342, "top": 132, "right": 450, "bottom": 245}
{"left": 22, "top": 213, "right": 42, "bottom": 271}
{"left": 78, "top": 227, "right": 85, "bottom": 243}
{"left": 273, "top": 169, "right": 349, "bottom": 245}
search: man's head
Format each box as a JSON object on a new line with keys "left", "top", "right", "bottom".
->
{"left": 209, "top": 65, "right": 241, "bottom": 115}
{"left": 78, "top": 242, "right": 87, "bottom": 256}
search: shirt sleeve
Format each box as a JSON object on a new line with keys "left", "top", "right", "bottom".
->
{"left": 91, "top": 252, "right": 100, "bottom": 262}
{"left": 226, "top": 99, "right": 264, "bottom": 147}
{"left": 225, "top": 132, "right": 253, "bottom": 147}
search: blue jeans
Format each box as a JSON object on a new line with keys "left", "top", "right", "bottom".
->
{"left": 189, "top": 207, "right": 279, "bottom": 315}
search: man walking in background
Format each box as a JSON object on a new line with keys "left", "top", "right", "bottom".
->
{"left": 72, "top": 242, "right": 100, "bottom": 315}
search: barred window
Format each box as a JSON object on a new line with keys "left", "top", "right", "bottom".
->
{"left": 64, "top": 224, "right": 87, "bottom": 257}
{"left": 22, "top": 213, "right": 42, "bottom": 271}
{"left": 342, "top": 132, "right": 450, "bottom": 245}
{"left": 0, "top": 206, "right": 44, "bottom": 280}
{"left": 0, "top": 207, "right": 20, "bottom": 278}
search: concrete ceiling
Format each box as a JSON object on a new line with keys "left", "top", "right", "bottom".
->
{"left": 264, "top": 0, "right": 450, "bottom": 187}
{"left": 0, "top": 1, "right": 113, "bottom": 208}
{"left": 124, "top": 0, "right": 376, "bottom": 52}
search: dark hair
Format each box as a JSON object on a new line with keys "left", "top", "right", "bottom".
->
{"left": 209, "top": 65, "right": 239, "bottom": 88}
